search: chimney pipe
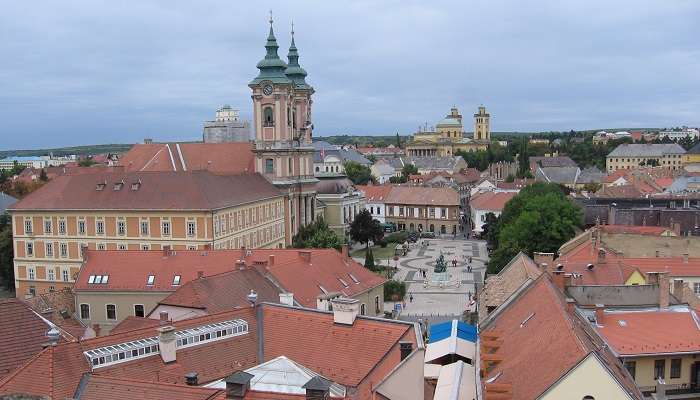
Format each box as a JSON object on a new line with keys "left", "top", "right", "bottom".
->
{"left": 197, "top": 270, "right": 204, "bottom": 279}
{"left": 158, "top": 326, "right": 177, "bottom": 363}
{"left": 597, "top": 248, "right": 606, "bottom": 264}
{"left": 247, "top": 290, "right": 258, "bottom": 307}
{"left": 185, "top": 372, "right": 198, "bottom": 386}
{"left": 159, "top": 311, "right": 169, "bottom": 324}
{"left": 92, "top": 323, "right": 101, "bottom": 337}
{"left": 595, "top": 304, "right": 605, "bottom": 326}
{"left": 673, "top": 279, "right": 685, "bottom": 303}
{"left": 399, "top": 341, "right": 413, "bottom": 361}
{"left": 658, "top": 272, "right": 670, "bottom": 309}
{"left": 331, "top": 297, "right": 360, "bottom": 325}
{"left": 566, "top": 298, "right": 576, "bottom": 315}
{"left": 162, "top": 245, "right": 171, "bottom": 257}
{"left": 46, "top": 327, "right": 60, "bottom": 346}
{"left": 341, "top": 245, "right": 349, "bottom": 261}
{"left": 298, "top": 250, "right": 312, "bottom": 263}
{"left": 551, "top": 271, "right": 565, "bottom": 291}
{"left": 268, "top": 254, "right": 275, "bottom": 266}
{"left": 225, "top": 371, "right": 254, "bottom": 400}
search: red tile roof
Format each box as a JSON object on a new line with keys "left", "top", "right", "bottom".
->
{"left": 0, "top": 304, "right": 418, "bottom": 400}
{"left": 598, "top": 224, "right": 671, "bottom": 236}
{"left": 157, "top": 269, "right": 281, "bottom": 313}
{"left": 356, "top": 185, "right": 392, "bottom": 202}
{"left": 596, "top": 309, "right": 700, "bottom": 356}
{"left": 9, "top": 171, "right": 282, "bottom": 211}
{"left": 244, "top": 249, "right": 386, "bottom": 308}
{"left": 383, "top": 186, "right": 459, "bottom": 206}
{"left": 262, "top": 305, "right": 414, "bottom": 386}
{"left": 482, "top": 275, "right": 642, "bottom": 399}
{"left": 0, "top": 299, "right": 57, "bottom": 379}
{"left": 75, "top": 375, "right": 226, "bottom": 400}
{"left": 469, "top": 191, "right": 517, "bottom": 212}
{"left": 119, "top": 143, "right": 255, "bottom": 174}
{"left": 110, "top": 316, "right": 162, "bottom": 334}
{"left": 75, "top": 250, "right": 244, "bottom": 292}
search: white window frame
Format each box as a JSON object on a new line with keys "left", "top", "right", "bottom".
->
{"left": 117, "top": 243, "right": 127, "bottom": 251}
{"left": 45, "top": 242, "right": 53, "bottom": 257}
{"left": 96, "top": 219, "right": 105, "bottom": 235}
{"left": 97, "top": 243, "right": 106, "bottom": 251}
{"left": 78, "top": 219, "right": 86, "bottom": 235}
{"left": 105, "top": 304, "right": 117, "bottom": 321}
{"left": 141, "top": 243, "right": 150, "bottom": 251}
{"left": 47, "top": 268, "right": 55, "bottom": 281}
{"left": 133, "top": 304, "right": 145, "bottom": 318}
{"left": 26, "top": 241, "right": 34, "bottom": 257}
{"left": 59, "top": 242, "right": 68, "bottom": 258}
{"left": 44, "top": 218, "right": 52, "bottom": 234}
{"left": 62, "top": 269, "right": 70, "bottom": 282}
{"left": 58, "top": 218, "right": 67, "bottom": 235}
{"left": 24, "top": 218, "right": 33, "bottom": 234}
{"left": 187, "top": 220, "right": 196, "bottom": 237}
{"left": 117, "top": 219, "right": 126, "bottom": 236}
{"left": 28, "top": 267, "right": 36, "bottom": 280}
{"left": 161, "top": 219, "right": 171, "bottom": 236}
{"left": 140, "top": 219, "right": 149, "bottom": 236}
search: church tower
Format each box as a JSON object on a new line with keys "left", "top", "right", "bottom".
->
{"left": 474, "top": 105, "right": 490, "bottom": 141}
{"left": 250, "top": 15, "right": 317, "bottom": 245}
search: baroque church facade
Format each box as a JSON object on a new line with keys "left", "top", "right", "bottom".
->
{"left": 406, "top": 106, "right": 491, "bottom": 157}
{"left": 250, "top": 17, "right": 319, "bottom": 243}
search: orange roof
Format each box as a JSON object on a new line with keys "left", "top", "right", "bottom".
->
{"left": 75, "top": 375, "right": 226, "bottom": 400}
{"left": 119, "top": 143, "right": 255, "bottom": 174}
{"left": 0, "top": 299, "right": 60, "bottom": 379}
{"left": 110, "top": 316, "right": 162, "bottom": 334}
{"left": 598, "top": 225, "right": 670, "bottom": 236}
{"left": 356, "top": 185, "right": 393, "bottom": 202}
{"left": 0, "top": 304, "right": 418, "bottom": 399}
{"left": 9, "top": 171, "right": 282, "bottom": 211}
{"left": 469, "top": 191, "right": 517, "bottom": 212}
{"left": 245, "top": 249, "right": 387, "bottom": 308}
{"left": 596, "top": 309, "right": 700, "bottom": 356}
{"left": 262, "top": 305, "right": 414, "bottom": 386}
{"left": 482, "top": 275, "right": 641, "bottom": 399}
{"left": 383, "top": 186, "right": 459, "bottom": 206}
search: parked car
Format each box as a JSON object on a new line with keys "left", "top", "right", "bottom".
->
{"left": 420, "top": 232, "right": 436, "bottom": 239}
{"left": 407, "top": 232, "right": 419, "bottom": 243}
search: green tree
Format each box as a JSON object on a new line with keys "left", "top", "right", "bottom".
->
{"left": 395, "top": 132, "right": 401, "bottom": 149}
{"left": 0, "top": 213, "right": 14, "bottom": 291}
{"left": 487, "top": 183, "right": 583, "bottom": 274}
{"left": 350, "top": 209, "right": 383, "bottom": 249}
{"left": 364, "top": 248, "right": 376, "bottom": 270}
{"left": 517, "top": 137, "right": 529, "bottom": 177}
{"left": 291, "top": 218, "right": 343, "bottom": 250}
{"left": 343, "top": 161, "right": 374, "bottom": 185}
{"left": 401, "top": 163, "right": 418, "bottom": 178}
{"left": 389, "top": 175, "right": 407, "bottom": 184}
{"left": 481, "top": 212, "right": 500, "bottom": 252}
{"left": 78, "top": 157, "right": 96, "bottom": 167}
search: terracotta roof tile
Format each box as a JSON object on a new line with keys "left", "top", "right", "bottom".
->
{"left": 383, "top": 186, "right": 459, "bottom": 206}
{"left": 597, "top": 309, "right": 700, "bottom": 356}
{"left": 356, "top": 185, "right": 393, "bottom": 202}
{"left": 469, "top": 191, "right": 517, "bottom": 212}
{"left": 110, "top": 316, "right": 162, "bottom": 334}
{"left": 0, "top": 299, "right": 56, "bottom": 379}
{"left": 9, "top": 171, "right": 282, "bottom": 211}
{"left": 75, "top": 375, "right": 226, "bottom": 400}
{"left": 261, "top": 305, "right": 413, "bottom": 386}
{"left": 119, "top": 143, "right": 255, "bottom": 174}
{"left": 598, "top": 224, "right": 671, "bottom": 236}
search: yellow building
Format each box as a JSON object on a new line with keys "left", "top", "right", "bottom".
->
{"left": 406, "top": 106, "right": 490, "bottom": 157}
{"left": 8, "top": 171, "right": 286, "bottom": 297}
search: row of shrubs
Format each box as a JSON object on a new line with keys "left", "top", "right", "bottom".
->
{"left": 383, "top": 279, "right": 407, "bottom": 301}
{"left": 377, "top": 231, "right": 408, "bottom": 248}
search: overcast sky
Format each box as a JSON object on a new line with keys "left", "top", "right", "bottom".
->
{"left": 1, "top": 1, "right": 699, "bottom": 150}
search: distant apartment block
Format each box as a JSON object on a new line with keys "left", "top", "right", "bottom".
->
{"left": 606, "top": 143, "right": 685, "bottom": 171}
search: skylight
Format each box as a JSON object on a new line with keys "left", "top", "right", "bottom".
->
{"left": 172, "top": 275, "right": 181, "bottom": 286}
{"left": 113, "top": 182, "right": 123, "bottom": 191}
{"left": 94, "top": 275, "right": 103, "bottom": 284}
{"left": 348, "top": 273, "right": 360, "bottom": 284}
{"left": 95, "top": 183, "right": 106, "bottom": 191}
{"left": 147, "top": 275, "right": 155, "bottom": 286}
{"left": 618, "top": 320, "right": 627, "bottom": 327}
{"left": 338, "top": 278, "right": 349, "bottom": 288}
{"left": 88, "top": 275, "right": 109, "bottom": 284}
{"left": 520, "top": 312, "right": 536, "bottom": 328}
{"left": 88, "top": 275, "right": 95, "bottom": 284}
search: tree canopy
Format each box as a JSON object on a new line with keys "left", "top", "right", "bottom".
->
{"left": 0, "top": 213, "right": 14, "bottom": 291}
{"left": 291, "top": 218, "right": 343, "bottom": 250}
{"left": 350, "top": 209, "right": 383, "bottom": 249}
{"left": 487, "top": 183, "right": 583, "bottom": 274}
{"left": 343, "top": 161, "right": 374, "bottom": 185}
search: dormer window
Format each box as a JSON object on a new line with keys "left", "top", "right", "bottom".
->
{"left": 113, "top": 181, "right": 123, "bottom": 191}
{"left": 146, "top": 275, "right": 155, "bottom": 286}
{"left": 96, "top": 182, "right": 106, "bottom": 191}
{"left": 131, "top": 180, "right": 141, "bottom": 191}
{"left": 172, "top": 275, "right": 181, "bottom": 286}
{"left": 88, "top": 275, "right": 95, "bottom": 284}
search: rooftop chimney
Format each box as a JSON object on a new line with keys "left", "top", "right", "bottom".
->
{"left": 330, "top": 297, "right": 360, "bottom": 325}
{"left": 158, "top": 325, "right": 177, "bottom": 363}
{"left": 92, "top": 323, "right": 101, "bottom": 337}
{"left": 595, "top": 304, "right": 605, "bottom": 326}
{"left": 225, "top": 371, "right": 254, "bottom": 400}
{"left": 46, "top": 327, "right": 60, "bottom": 347}
{"left": 159, "top": 311, "right": 169, "bottom": 325}
{"left": 597, "top": 248, "right": 607, "bottom": 264}
{"left": 247, "top": 290, "right": 258, "bottom": 307}
{"left": 341, "top": 245, "right": 349, "bottom": 261}
{"left": 298, "top": 250, "right": 312, "bottom": 263}
{"left": 566, "top": 298, "right": 576, "bottom": 315}
{"left": 533, "top": 252, "right": 554, "bottom": 268}
{"left": 185, "top": 372, "right": 198, "bottom": 386}
{"left": 551, "top": 270, "right": 565, "bottom": 291}
{"left": 197, "top": 270, "right": 204, "bottom": 279}
{"left": 302, "top": 376, "right": 332, "bottom": 400}
{"left": 279, "top": 292, "right": 294, "bottom": 306}
{"left": 268, "top": 254, "right": 275, "bottom": 266}
{"left": 399, "top": 341, "right": 413, "bottom": 361}
{"left": 236, "top": 260, "right": 246, "bottom": 270}
{"left": 673, "top": 279, "right": 685, "bottom": 303}
{"left": 162, "top": 245, "right": 172, "bottom": 257}
{"left": 658, "top": 272, "right": 670, "bottom": 309}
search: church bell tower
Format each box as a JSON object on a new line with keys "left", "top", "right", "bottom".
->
{"left": 250, "top": 14, "right": 317, "bottom": 245}
{"left": 474, "top": 105, "right": 490, "bottom": 141}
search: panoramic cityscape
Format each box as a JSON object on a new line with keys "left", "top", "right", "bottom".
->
{"left": 1, "top": 2, "right": 700, "bottom": 400}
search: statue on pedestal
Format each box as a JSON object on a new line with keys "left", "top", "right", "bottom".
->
{"left": 434, "top": 253, "right": 447, "bottom": 273}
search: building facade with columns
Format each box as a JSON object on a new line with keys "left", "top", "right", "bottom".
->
{"left": 250, "top": 19, "right": 318, "bottom": 243}
{"left": 406, "top": 106, "right": 490, "bottom": 157}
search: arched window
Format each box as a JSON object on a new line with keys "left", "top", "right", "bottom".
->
{"left": 292, "top": 109, "right": 297, "bottom": 129}
{"left": 263, "top": 107, "right": 274, "bottom": 127}
{"left": 287, "top": 107, "right": 291, "bottom": 126}
{"left": 315, "top": 166, "right": 319, "bottom": 172}
{"left": 429, "top": 224, "right": 435, "bottom": 232}
{"left": 409, "top": 223, "right": 415, "bottom": 232}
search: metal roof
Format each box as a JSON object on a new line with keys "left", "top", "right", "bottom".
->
{"left": 608, "top": 143, "right": 685, "bottom": 157}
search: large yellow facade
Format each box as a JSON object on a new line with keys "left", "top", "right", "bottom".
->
{"left": 11, "top": 197, "right": 285, "bottom": 297}
{"left": 406, "top": 106, "right": 490, "bottom": 157}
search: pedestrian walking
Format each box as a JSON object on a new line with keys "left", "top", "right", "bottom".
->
{"left": 468, "top": 256, "right": 472, "bottom": 263}
{"left": 409, "top": 294, "right": 414, "bottom": 303}
{"left": 467, "top": 264, "right": 472, "bottom": 273}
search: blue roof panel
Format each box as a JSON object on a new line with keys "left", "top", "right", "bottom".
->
{"left": 429, "top": 320, "right": 477, "bottom": 343}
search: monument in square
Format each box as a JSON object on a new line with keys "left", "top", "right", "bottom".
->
{"left": 432, "top": 253, "right": 449, "bottom": 283}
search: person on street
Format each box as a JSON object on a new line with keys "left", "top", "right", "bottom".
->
{"left": 409, "top": 293, "right": 414, "bottom": 303}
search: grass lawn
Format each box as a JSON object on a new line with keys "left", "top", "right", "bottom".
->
{"left": 350, "top": 245, "right": 397, "bottom": 262}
